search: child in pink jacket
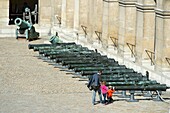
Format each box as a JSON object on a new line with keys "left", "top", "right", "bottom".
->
{"left": 100, "top": 81, "right": 108, "bottom": 104}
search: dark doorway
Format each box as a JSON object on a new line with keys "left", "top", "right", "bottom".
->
{"left": 9, "top": 0, "right": 38, "bottom": 25}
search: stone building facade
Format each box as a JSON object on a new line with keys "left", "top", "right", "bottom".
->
{"left": 0, "top": 0, "right": 170, "bottom": 86}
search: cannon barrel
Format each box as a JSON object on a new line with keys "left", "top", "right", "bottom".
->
{"left": 49, "top": 53, "right": 102, "bottom": 60}
{"left": 100, "top": 75, "right": 146, "bottom": 81}
{"left": 14, "top": 18, "right": 39, "bottom": 40}
{"left": 61, "top": 57, "right": 115, "bottom": 64}
{"left": 101, "top": 76, "right": 148, "bottom": 82}
{"left": 56, "top": 57, "right": 97, "bottom": 63}
{"left": 74, "top": 67, "right": 108, "bottom": 72}
{"left": 28, "top": 44, "right": 52, "bottom": 49}
{"left": 114, "top": 84, "right": 169, "bottom": 91}
{"left": 14, "top": 18, "right": 31, "bottom": 29}
{"left": 39, "top": 47, "right": 90, "bottom": 55}
{"left": 50, "top": 54, "right": 79, "bottom": 60}
{"left": 35, "top": 43, "right": 80, "bottom": 52}
{"left": 29, "top": 42, "right": 76, "bottom": 50}
{"left": 37, "top": 44, "right": 83, "bottom": 50}
{"left": 62, "top": 60, "right": 98, "bottom": 66}
{"left": 55, "top": 55, "right": 108, "bottom": 63}
{"left": 67, "top": 60, "right": 118, "bottom": 69}
{"left": 69, "top": 64, "right": 120, "bottom": 70}
{"left": 101, "top": 73, "right": 145, "bottom": 79}
{"left": 74, "top": 66, "right": 126, "bottom": 72}
{"left": 68, "top": 63, "right": 105, "bottom": 69}
{"left": 43, "top": 50, "right": 96, "bottom": 57}
{"left": 44, "top": 51, "right": 101, "bottom": 58}
{"left": 61, "top": 57, "right": 114, "bottom": 65}
{"left": 81, "top": 69, "right": 134, "bottom": 76}
{"left": 106, "top": 80, "right": 158, "bottom": 86}
{"left": 100, "top": 72, "right": 144, "bottom": 78}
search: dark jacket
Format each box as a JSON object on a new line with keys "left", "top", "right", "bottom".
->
{"left": 87, "top": 73, "right": 101, "bottom": 90}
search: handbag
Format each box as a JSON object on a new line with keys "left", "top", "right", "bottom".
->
{"left": 91, "top": 82, "right": 100, "bottom": 91}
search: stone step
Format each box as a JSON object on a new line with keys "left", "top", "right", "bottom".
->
{"left": 0, "top": 25, "right": 50, "bottom": 38}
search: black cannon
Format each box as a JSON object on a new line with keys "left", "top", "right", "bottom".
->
{"left": 106, "top": 80, "right": 158, "bottom": 86}
{"left": 39, "top": 47, "right": 92, "bottom": 56}
{"left": 49, "top": 53, "right": 102, "bottom": 60}
{"left": 34, "top": 43, "right": 78, "bottom": 52}
{"left": 81, "top": 69, "right": 134, "bottom": 76}
{"left": 28, "top": 42, "right": 76, "bottom": 50}
{"left": 101, "top": 75, "right": 148, "bottom": 82}
{"left": 114, "top": 84, "right": 169, "bottom": 91}
{"left": 74, "top": 65, "right": 126, "bottom": 72}
{"left": 115, "top": 84, "right": 170, "bottom": 102}
{"left": 42, "top": 49, "right": 96, "bottom": 57}
{"left": 28, "top": 44, "right": 52, "bottom": 49}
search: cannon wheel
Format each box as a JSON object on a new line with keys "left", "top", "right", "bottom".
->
{"left": 16, "top": 29, "right": 19, "bottom": 39}
{"left": 25, "top": 29, "right": 29, "bottom": 40}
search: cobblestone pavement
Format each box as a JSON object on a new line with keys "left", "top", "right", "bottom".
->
{"left": 0, "top": 37, "right": 170, "bottom": 113}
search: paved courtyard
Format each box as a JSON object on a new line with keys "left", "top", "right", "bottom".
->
{"left": 0, "top": 37, "right": 170, "bottom": 113}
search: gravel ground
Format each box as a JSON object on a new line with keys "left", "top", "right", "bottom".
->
{"left": 0, "top": 37, "right": 170, "bottom": 113}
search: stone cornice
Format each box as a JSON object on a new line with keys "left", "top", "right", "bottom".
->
{"left": 136, "top": 3, "right": 155, "bottom": 13}
{"left": 155, "top": 8, "right": 170, "bottom": 19}
{"left": 103, "top": 0, "right": 118, "bottom": 3}
{"left": 119, "top": 0, "right": 137, "bottom": 7}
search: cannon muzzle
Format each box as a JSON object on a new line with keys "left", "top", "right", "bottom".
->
{"left": 14, "top": 18, "right": 31, "bottom": 29}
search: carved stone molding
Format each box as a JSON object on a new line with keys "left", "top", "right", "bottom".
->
{"left": 155, "top": 8, "right": 170, "bottom": 19}
{"left": 103, "top": 0, "right": 118, "bottom": 3}
{"left": 119, "top": 0, "right": 137, "bottom": 7}
{"left": 136, "top": 3, "right": 155, "bottom": 13}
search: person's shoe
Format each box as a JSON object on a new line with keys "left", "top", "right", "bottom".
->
{"left": 92, "top": 103, "right": 96, "bottom": 105}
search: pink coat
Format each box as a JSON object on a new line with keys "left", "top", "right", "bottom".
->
{"left": 100, "top": 85, "right": 108, "bottom": 94}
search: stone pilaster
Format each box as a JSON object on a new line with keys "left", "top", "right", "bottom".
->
{"left": 102, "top": 1, "right": 109, "bottom": 49}
{"left": 61, "top": 0, "right": 67, "bottom": 27}
{"left": 53, "top": 0, "right": 62, "bottom": 26}
{"left": 73, "top": 0, "right": 79, "bottom": 31}
{"left": 0, "top": 0, "right": 9, "bottom": 26}
{"left": 155, "top": 8, "right": 170, "bottom": 70}
{"left": 102, "top": 0, "right": 119, "bottom": 49}
{"left": 61, "top": 0, "right": 74, "bottom": 29}
{"left": 88, "top": 0, "right": 103, "bottom": 45}
{"left": 87, "top": 0, "right": 94, "bottom": 44}
{"left": 79, "top": 0, "right": 88, "bottom": 34}
{"left": 118, "top": 0, "right": 137, "bottom": 57}
{"left": 39, "top": 0, "right": 52, "bottom": 27}
{"left": 135, "top": 1, "right": 156, "bottom": 65}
